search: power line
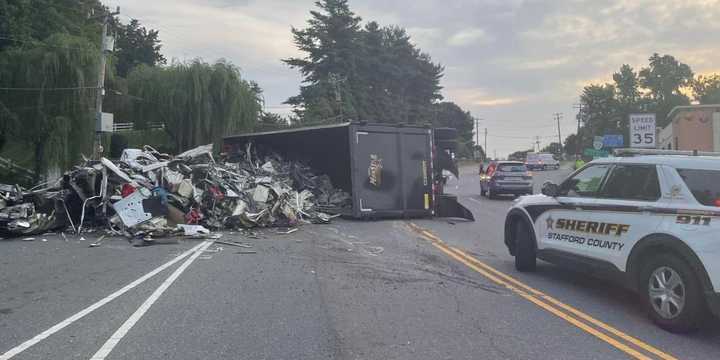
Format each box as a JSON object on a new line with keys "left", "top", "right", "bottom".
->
{"left": 491, "top": 124, "right": 557, "bottom": 130}
{"left": 0, "top": 86, "right": 97, "bottom": 91}
{"left": 0, "top": 102, "right": 78, "bottom": 112}
{"left": 489, "top": 134, "right": 557, "bottom": 139}
{"left": 0, "top": 35, "right": 92, "bottom": 51}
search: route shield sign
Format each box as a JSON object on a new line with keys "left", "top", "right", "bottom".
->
{"left": 593, "top": 136, "right": 604, "bottom": 150}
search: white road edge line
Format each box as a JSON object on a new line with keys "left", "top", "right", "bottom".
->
{"left": 89, "top": 240, "right": 213, "bottom": 360}
{"left": 0, "top": 241, "right": 210, "bottom": 360}
{"left": 467, "top": 197, "right": 483, "bottom": 205}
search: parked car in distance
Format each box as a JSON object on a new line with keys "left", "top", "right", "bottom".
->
{"left": 480, "top": 161, "right": 533, "bottom": 198}
{"left": 526, "top": 153, "right": 560, "bottom": 170}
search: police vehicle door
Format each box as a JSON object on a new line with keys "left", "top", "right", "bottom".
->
{"left": 535, "top": 164, "right": 610, "bottom": 255}
{"left": 586, "top": 164, "right": 664, "bottom": 268}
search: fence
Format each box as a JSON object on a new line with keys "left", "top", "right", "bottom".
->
{"left": 112, "top": 122, "right": 165, "bottom": 132}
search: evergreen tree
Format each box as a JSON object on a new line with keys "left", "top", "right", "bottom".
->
{"left": 284, "top": 0, "right": 444, "bottom": 125}
{"left": 114, "top": 19, "right": 166, "bottom": 77}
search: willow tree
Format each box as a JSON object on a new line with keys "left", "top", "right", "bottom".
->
{"left": 0, "top": 33, "right": 98, "bottom": 179}
{"left": 120, "top": 59, "right": 261, "bottom": 152}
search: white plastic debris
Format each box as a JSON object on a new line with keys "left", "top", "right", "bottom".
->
{"left": 112, "top": 190, "right": 152, "bottom": 227}
{"left": 177, "top": 179, "right": 194, "bottom": 198}
{"left": 253, "top": 186, "right": 270, "bottom": 203}
{"left": 177, "top": 224, "right": 211, "bottom": 236}
{"left": 100, "top": 157, "right": 134, "bottom": 184}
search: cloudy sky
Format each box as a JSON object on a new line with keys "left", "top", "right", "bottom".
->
{"left": 107, "top": 0, "right": 720, "bottom": 157}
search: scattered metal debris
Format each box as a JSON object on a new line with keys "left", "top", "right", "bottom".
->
{"left": 89, "top": 235, "right": 107, "bottom": 248}
{"left": 0, "top": 143, "right": 350, "bottom": 244}
{"left": 276, "top": 228, "right": 299, "bottom": 235}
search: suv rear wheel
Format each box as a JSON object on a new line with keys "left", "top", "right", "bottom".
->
{"left": 487, "top": 187, "right": 496, "bottom": 199}
{"left": 640, "top": 253, "right": 707, "bottom": 333}
{"left": 514, "top": 220, "right": 536, "bottom": 272}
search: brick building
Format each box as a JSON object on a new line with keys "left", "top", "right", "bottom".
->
{"left": 658, "top": 104, "right": 720, "bottom": 151}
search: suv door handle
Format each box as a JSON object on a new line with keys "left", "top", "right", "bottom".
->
{"left": 638, "top": 205, "right": 656, "bottom": 212}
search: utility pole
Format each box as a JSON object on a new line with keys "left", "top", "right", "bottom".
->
{"left": 554, "top": 112, "right": 563, "bottom": 155}
{"left": 328, "top": 73, "right": 346, "bottom": 121}
{"left": 484, "top": 128, "right": 488, "bottom": 160}
{"left": 473, "top": 117, "right": 483, "bottom": 160}
{"left": 92, "top": 6, "right": 119, "bottom": 159}
{"left": 535, "top": 136, "right": 541, "bottom": 152}
{"left": 475, "top": 118, "right": 479, "bottom": 153}
{"left": 573, "top": 103, "right": 585, "bottom": 159}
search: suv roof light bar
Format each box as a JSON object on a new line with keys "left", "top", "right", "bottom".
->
{"left": 613, "top": 148, "right": 720, "bottom": 157}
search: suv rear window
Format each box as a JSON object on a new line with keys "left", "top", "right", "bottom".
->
{"left": 677, "top": 169, "right": 720, "bottom": 207}
{"left": 497, "top": 164, "right": 526, "bottom": 172}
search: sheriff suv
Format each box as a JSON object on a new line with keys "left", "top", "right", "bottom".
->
{"left": 503, "top": 150, "right": 720, "bottom": 333}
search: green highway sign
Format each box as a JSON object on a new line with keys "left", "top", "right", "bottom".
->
{"left": 583, "top": 148, "right": 610, "bottom": 158}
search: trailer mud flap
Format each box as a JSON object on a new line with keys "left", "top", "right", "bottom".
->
{"left": 436, "top": 194, "right": 474, "bottom": 221}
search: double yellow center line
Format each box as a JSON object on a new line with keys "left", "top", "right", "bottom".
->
{"left": 407, "top": 222, "right": 676, "bottom": 360}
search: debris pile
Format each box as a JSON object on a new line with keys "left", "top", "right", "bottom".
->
{"left": 0, "top": 144, "right": 351, "bottom": 242}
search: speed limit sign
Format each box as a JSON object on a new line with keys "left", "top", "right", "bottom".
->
{"left": 629, "top": 114, "right": 656, "bottom": 148}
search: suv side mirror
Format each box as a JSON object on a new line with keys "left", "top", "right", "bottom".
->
{"left": 541, "top": 181, "right": 560, "bottom": 197}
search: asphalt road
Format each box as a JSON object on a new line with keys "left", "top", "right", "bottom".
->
{"left": 1, "top": 164, "right": 719, "bottom": 359}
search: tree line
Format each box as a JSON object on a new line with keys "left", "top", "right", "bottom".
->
{"left": 0, "top": 0, "right": 262, "bottom": 180}
{"left": 0, "top": 0, "right": 479, "bottom": 182}
{"left": 564, "top": 54, "right": 720, "bottom": 155}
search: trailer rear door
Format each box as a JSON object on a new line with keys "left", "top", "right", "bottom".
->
{"left": 351, "top": 125, "right": 432, "bottom": 218}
